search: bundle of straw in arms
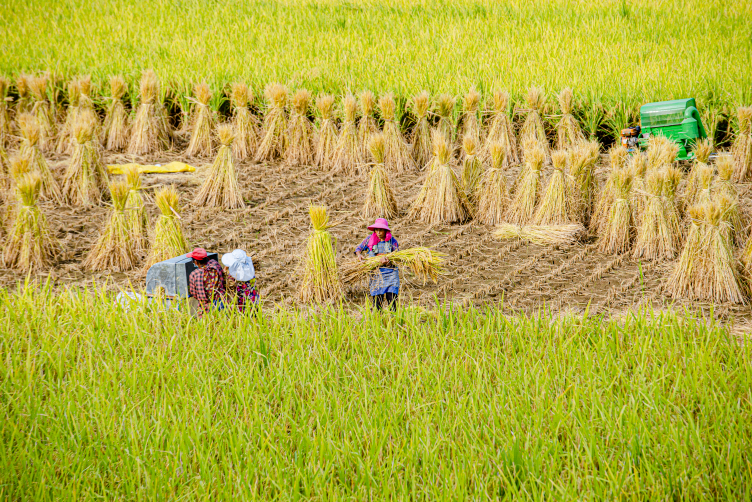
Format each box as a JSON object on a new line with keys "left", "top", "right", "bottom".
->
{"left": 341, "top": 247, "right": 446, "bottom": 286}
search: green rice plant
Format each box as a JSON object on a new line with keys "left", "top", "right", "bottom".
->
{"left": 255, "top": 83, "right": 288, "bottom": 162}
{"left": 475, "top": 142, "right": 508, "bottom": 225}
{"left": 102, "top": 76, "right": 130, "bottom": 151}
{"left": 410, "top": 91, "right": 432, "bottom": 169}
{"left": 186, "top": 83, "right": 216, "bottom": 157}
{"left": 732, "top": 106, "right": 752, "bottom": 181}
{"left": 534, "top": 150, "right": 571, "bottom": 225}
{"left": 578, "top": 95, "right": 605, "bottom": 141}
{"left": 460, "top": 134, "right": 482, "bottom": 205}
{"left": 28, "top": 74, "right": 56, "bottom": 152}
{"left": 123, "top": 164, "right": 148, "bottom": 253}
{"left": 2, "top": 172, "right": 57, "bottom": 272}
{"left": 17, "top": 112, "right": 62, "bottom": 203}
{"left": 519, "top": 86, "right": 548, "bottom": 155}
{"left": 379, "top": 93, "right": 413, "bottom": 173}
{"left": 493, "top": 222, "right": 585, "bottom": 245}
{"left": 298, "top": 204, "right": 342, "bottom": 304}
{"left": 193, "top": 124, "right": 244, "bottom": 209}
{"left": 505, "top": 143, "right": 545, "bottom": 225}
{"left": 341, "top": 247, "right": 445, "bottom": 285}
{"left": 556, "top": 88, "right": 584, "bottom": 149}
{"left": 363, "top": 133, "right": 397, "bottom": 220}
{"left": 83, "top": 181, "right": 137, "bottom": 271}
{"left": 597, "top": 168, "right": 634, "bottom": 255}
{"left": 604, "top": 100, "right": 636, "bottom": 142}
{"left": 285, "top": 88, "right": 314, "bottom": 166}
{"left": 315, "top": 94, "right": 338, "bottom": 170}
{"left": 127, "top": 70, "right": 172, "bottom": 155}
{"left": 357, "top": 91, "right": 378, "bottom": 159}
{"left": 229, "top": 83, "right": 259, "bottom": 161}
{"left": 61, "top": 115, "right": 108, "bottom": 205}
{"left": 333, "top": 94, "right": 364, "bottom": 174}
{"left": 145, "top": 185, "right": 188, "bottom": 268}
{"left": 484, "top": 89, "right": 518, "bottom": 165}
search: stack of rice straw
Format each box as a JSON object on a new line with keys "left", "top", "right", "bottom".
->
{"left": 341, "top": 247, "right": 446, "bottom": 285}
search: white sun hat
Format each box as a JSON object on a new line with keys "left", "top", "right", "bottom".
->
{"left": 221, "top": 249, "right": 255, "bottom": 282}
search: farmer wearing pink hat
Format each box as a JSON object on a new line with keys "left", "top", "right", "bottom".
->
{"left": 354, "top": 218, "right": 400, "bottom": 310}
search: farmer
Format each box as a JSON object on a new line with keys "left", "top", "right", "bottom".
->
{"left": 354, "top": 218, "right": 400, "bottom": 310}
{"left": 187, "top": 247, "right": 226, "bottom": 317}
{"left": 221, "top": 249, "right": 259, "bottom": 313}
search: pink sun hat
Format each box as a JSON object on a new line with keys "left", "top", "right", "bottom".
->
{"left": 367, "top": 218, "right": 391, "bottom": 231}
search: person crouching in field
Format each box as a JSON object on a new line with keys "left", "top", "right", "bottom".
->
{"left": 354, "top": 218, "right": 400, "bottom": 310}
{"left": 221, "top": 249, "right": 259, "bottom": 313}
{"left": 187, "top": 247, "right": 226, "bottom": 317}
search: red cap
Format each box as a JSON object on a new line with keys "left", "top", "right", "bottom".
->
{"left": 186, "top": 247, "right": 208, "bottom": 260}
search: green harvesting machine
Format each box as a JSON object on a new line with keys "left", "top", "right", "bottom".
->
{"left": 620, "top": 98, "right": 707, "bottom": 161}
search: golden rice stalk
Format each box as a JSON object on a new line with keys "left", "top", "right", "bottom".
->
{"left": 357, "top": 91, "right": 378, "bottom": 159}
{"left": 55, "top": 79, "right": 82, "bottom": 155}
{"left": 61, "top": 116, "right": 108, "bottom": 205}
{"left": 186, "top": 83, "right": 216, "bottom": 157}
{"left": 315, "top": 95, "right": 339, "bottom": 170}
{"left": 29, "top": 75, "right": 56, "bottom": 153}
{"left": 668, "top": 202, "right": 745, "bottom": 304}
{"left": 646, "top": 134, "right": 678, "bottom": 169}
{"left": 409, "top": 131, "right": 472, "bottom": 224}
{"left": 255, "top": 83, "right": 288, "bottom": 162}
{"left": 685, "top": 138, "right": 714, "bottom": 205}
{"left": 461, "top": 135, "right": 482, "bottom": 205}
{"left": 732, "top": 106, "right": 752, "bottom": 182}
{"left": 15, "top": 74, "right": 32, "bottom": 113}
{"left": 714, "top": 154, "right": 746, "bottom": 246}
{"left": 298, "top": 205, "right": 343, "bottom": 303}
{"left": 493, "top": 223, "right": 585, "bottom": 246}
{"left": 0, "top": 144, "right": 9, "bottom": 187}
{"left": 597, "top": 168, "right": 634, "bottom": 254}
{"left": 285, "top": 88, "right": 314, "bottom": 166}
{"left": 435, "top": 93, "right": 456, "bottom": 143}
{"left": 520, "top": 86, "right": 549, "bottom": 154}
{"left": 461, "top": 88, "right": 481, "bottom": 144}
{"left": 84, "top": 181, "right": 138, "bottom": 271}
{"left": 127, "top": 70, "right": 172, "bottom": 155}
{"left": 567, "top": 141, "right": 600, "bottom": 224}
{"left": 633, "top": 170, "right": 680, "bottom": 261}
{"left": 410, "top": 91, "right": 432, "bottom": 169}
{"left": 123, "top": 164, "right": 148, "bottom": 253}
{"left": 0, "top": 77, "right": 10, "bottom": 146}
{"left": 534, "top": 150, "right": 572, "bottom": 225}
{"left": 662, "top": 164, "right": 683, "bottom": 227}
{"left": 229, "top": 83, "right": 259, "bottom": 161}
{"left": 379, "top": 93, "right": 414, "bottom": 173}
{"left": 627, "top": 153, "right": 648, "bottom": 228}
{"left": 475, "top": 142, "right": 509, "bottom": 225}
{"left": 363, "top": 133, "right": 398, "bottom": 219}
{"left": 506, "top": 144, "right": 545, "bottom": 224}
{"left": 193, "top": 124, "right": 245, "bottom": 209}
{"left": 341, "top": 247, "right": 445, "bottom": 286}
{"left": 102, "top": 76, "right": 130, "bottom": 151}
{"left": 484, "top": 90, "right": 518, "bottom": 165}
{"left": 17, "top": 113, "right": 62, "bottom": 203}
{"left": 3, "top": 173, "right": 57, "bottom": 272}
{"left": 145, "top": 185, "right": 189, "bottom": 268}
{"left": 556, "top": 88, "right": 584, "bottom": 149}
{"left": 591, "top": 145, "right": 628, "bottom": 233}
{"left": 333, "top": 94, "right": 364, "bottom": 174}
{"left": 689, "top": 163, "right": 714, "bottom": 208}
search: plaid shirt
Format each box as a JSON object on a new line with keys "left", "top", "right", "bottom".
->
{"left": 189, "top": 259, "right": 226, "bottom": 316}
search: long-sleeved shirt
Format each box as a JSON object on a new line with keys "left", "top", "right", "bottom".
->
{"left": 188, "top": 259, "right": 226, "bottom": 316}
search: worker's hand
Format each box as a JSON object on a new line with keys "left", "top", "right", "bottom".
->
{"left": 379, "top": 256, "right": 389, "bottom": 265}
{"left": 357, "top": 253, "right": 364, "bottom": 262}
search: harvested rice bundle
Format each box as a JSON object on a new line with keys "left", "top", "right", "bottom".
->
{"left": 506, "top": 144, "right": 546, "bottom": 224}
{"left": 460, "top": 135, "right": 482, "bottom": 205}
{"left": 534, "top": 150, "right": 572, "bottom": 225}
{"left": 685, "top": 138, "right": 713, "bottom": 205}
{"left": 493, "top": 223, "right": 585, "bottom": 246}
{"left": 123, "top": 164, "right": 148, "bottom": 252}
{"left": 0, "top": 77, "right": 10, "bottom": 146}
{"left": 568, "top": 141, "right": 600, "bottom": 224}
{"left": 102, "top": 76, "right": 130, "bottom": 151}
{"left": 285, "top": 89, "right": 314, "bottom": 166}
{"left": 17, "top": 113, "right": 62, "bottom": 203}
{"left": 363, "top": 133, "right": 398, "bottom": 219}
{"left": 84, "top": 181, "right": 138, "bottom": 271}
{"left": 298, "top": 205, "right": 343, "bottom": 303}
{"left": 61, "top": 116, "right": 108, "bottom": 205}
{"left": 186, "top": 83, "right": 216, "bottom": 157}
{"left": 732, "top": 106, "right": 752, "bottom": 181}
{"left": 627, "top": 153, "right": 648, "bottom": 227}
{"left": 597, "top": 168, "right": 634, "bottom": 255}
{"left": 333, "top": 94, "right": 364, "bottom": 174}
{"left": 379, "top": 93, "right": 413, "bottom": 173}
{"left": 229, "top": 83, "right": 259, "bottom": 161}
{"left": 662, "top": 165, "right": 683, "bottom": 225}
{"left": 128, "top": 70, "right": 172, "bottom": 155}
{"left": 556, "top": 88, "right": 584, "bottom": 149}
{"left": 15, "top": 74, "right": 32, "bottom": 113}
{"left": 255, "top": 83, "right": 288, "bottom": 162}
{"left": 29, "top": 75, "right": 56, "bottom": 152}
{"left": 461, "top": 88, "right": 481, "bottom": 144}
{"left": 145, "top": 185, "right": 189, "bottom": 268}
{"left": 714, "top": 155, "right": 746, "bottom": 245}
{"left": 475, "top": 142, "right": 509, "bottom": 225}
{"left": 591, "top": 145, "right": 629, "bottom": 233}
{"left": 55, "top": 79, "right": 81, "bottom": 155}
{"left": 341, "top": 247, "right": 445, "bottom": 285}
{"left": 485, "top": 90, "right": 518, "bottom": 165}
{"left": 410, "top": 131, "right": 472, "bottom": 224}
{"left": 193, "top": 125, "right": 245, "bottom": 209}
{"left": 668, "top": 201, "right": 745, "bottom": 304}
{"left": 646, "top": 134, "right": 678, "bottom": 169}
{"left": 410, "top": 91, "right": 432, "bottom": 169}
{"left": 2, "top": 172, "right": 57, "bottom": 272}
{"left": 633, "top": 169, "right": 681, "bottom": 261}
{"left": 690, "top": 163, "right": 714, "bottom": 208}
{"left": 520, "top": 87, "right": 549, "bottom": 154}
{"left": 435, "top": 93, "right": 456, "bottom": 143}
{"left": 357, "top": 91, "right": 378, "bottom": 158}
{"left": 315, "top": 95, "right": 338, "bottom": 170}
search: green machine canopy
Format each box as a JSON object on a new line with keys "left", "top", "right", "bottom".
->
{"left": 637, "top": 98, "right": 707, "bottom": 161}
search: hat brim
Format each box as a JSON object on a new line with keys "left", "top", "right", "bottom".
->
{"left": 368, "top": 224, "right": 390, "bottom": 231}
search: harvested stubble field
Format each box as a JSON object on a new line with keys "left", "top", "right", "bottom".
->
{"left": 2, "top": 147, "right": 752, "bottom": 323}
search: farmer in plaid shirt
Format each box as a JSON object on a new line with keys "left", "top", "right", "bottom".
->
{"left": 187, "top": 248, "right": 226, "bottom": 317}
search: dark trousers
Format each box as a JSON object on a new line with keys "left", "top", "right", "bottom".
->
{"left": 372, "top": 292, "right": 398, "bottom": 310}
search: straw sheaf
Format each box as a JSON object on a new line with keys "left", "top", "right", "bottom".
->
{"left": 597, "top": 168, "right": 634, "bottom": 255}
{"left": 494, "top": 223, "right": 585, "bottom": 246}
{"left": 193, "top": 124, "right": 244, "bottom": 209}
{"left": 357, "top": 91, "right": 378, "bottom": 159}
{"left": 732, "top": 106, "right": 752, "bottom": 181}
{"left": 461, "top": 135, "right": 482, "bottom": 204}
{"left": 333, "top": 94, "right": 363, "bottom": 174}
{"left": 485, "top": 90, "right": 518, "bottom": 165}
{"left": 186, "top": 83, "right": 216, "bottom": 157}
{"left": 128, "top": 70, "right": 171, "bottom": 155}
{"left": 84, "top": 181, "right": 138, "bottom": 272}
{"left": 145, "top": 185, "right": 189, "bottom": 268}
{"left": 265, "top": 83, "right": 288, "bottom": 108}
{"left": 315, "top": 95, "right": 338, "bottom": 170}
{"left": 475, "top": 142, "right": 508, "bottom": 225}
{"left": 255, "top": 83, "right": 289, "bottom": 162}
{"left": 285, "top": 89, "right": 314, "bottom": 166}
{"left": 413, "top": 91, "right": 429, "bottom": 118}
{"left": 506, "top": 144, "right": 545, "bottom": 225}
{"left": 103, "top": 76, "right": 130, "bottom": 151}
{"left": 298, "top": 205, "right": 342, "bottom": 303}
{"left": 533, "top": 150, "right": 572, "bottom": 225}
{"left": 557, "top": 88, "right": 573, "bottom": 115}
